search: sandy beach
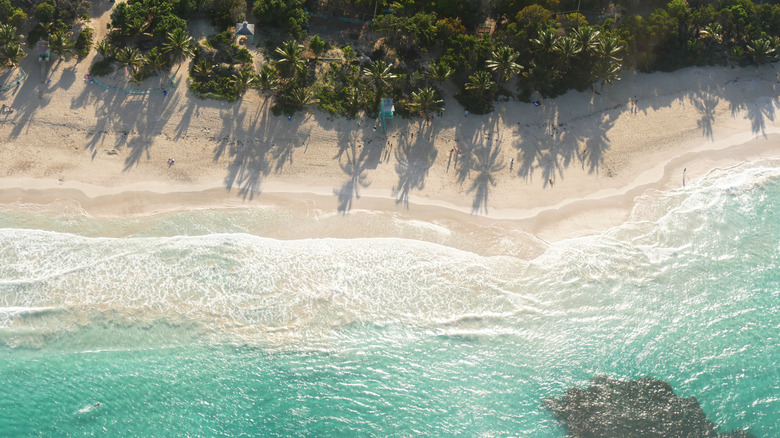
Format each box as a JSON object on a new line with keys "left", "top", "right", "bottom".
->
{"left": 1, "top": 14, "right": 780, "bottom": 247}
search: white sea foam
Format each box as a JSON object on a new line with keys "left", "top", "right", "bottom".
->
{"left": 0, "top": 159, "right": 777, "bottom": 348}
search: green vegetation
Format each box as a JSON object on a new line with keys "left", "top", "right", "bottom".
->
{"left": 75, "top": 26, "right": 93, "bottom": 59}
{"left": 253, "top": 0, "right": 309, "bottom": 40}
{"left": 0, "top": 0, "right": 774, "bottom": 119}
{"left": 49, "top": 28, "right": 75, "bottom": 62}
{"left": 0, "top": 0, "right": 26, "bottom": 27}
{"left": 0, "top": 24, "right": 25, "bottom": 67}
{"left": 188, "top": 31, "right": 253, "bottom": 101}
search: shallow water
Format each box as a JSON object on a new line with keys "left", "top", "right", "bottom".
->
{"left": 1, "top": 160, "right": 778, "bottom": 436}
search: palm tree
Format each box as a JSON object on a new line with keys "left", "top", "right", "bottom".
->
{"left": 0, "top": 24, "right": 20, "bottom": 47}
{"left": 115, "top": 46, "right": 144, "bottom": 74}
{"left": 465, "top": 70, "right": 497, "bottom": 109}
{"left": 597, "top": 35, "right": 623, "bottom": 64}
{"left": 143, "top": 47, "right": 167, "bottom": 75}
{"left": 163, "top": 28, "right": 194, "bottom": 65}
{"left": 593, "top": 59, "right": 621, "bottom": 92}
{"left": 49, "top": 29, "right": 75, "bottom": 62}
{"left": 427, "top": 62, "right": 453, "bottom": 83}
{"left": 274, "top": 40, "right": 305, "bottom": 79}
{"left": 124, "top": 16, "right": 152, "bottom": 39}
{"left": 553, "top": 35, "right": 581, "bottom": 70}
{"left": 770, "top": 36, "right": 780, "bottom": 54}
{"left": 572, "top": 26, "right": 601, "bottom": 58}
{"left": 192, "top": 59, "right": 213, "bottom": 80}
{"left": 231, "top": 69, "right": 254, "bottom": 95}
{"left": 1, "top": 43, "right": 25, "bottom": 67}
{"left": 746, "top": 38, "right": 776, "bottom": 65}
{"left": 363, "top": 60, "right": 396, "bottom": 94}
{"left": 286, "top": 86, "right": 318, "bottom": 111}
{"left": 95, "top": 39, "right": 114, "bottom": 61}
{"left": 406, "top": 87, "right": 444, "bottom": 124}
{"left": 486, "top": 46, "right": 522, "bottom": 87}
{"left": 531, "top": 28, "right": 559, "bottom": 55}
{"left": 253, "top": 63, "right": 279, "bottom": 95}
{"left": 699, "top": 23, "right": 723, "bottom": 45}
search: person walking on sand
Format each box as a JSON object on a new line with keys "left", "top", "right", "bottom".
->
{"left": 549, "top": 178, "right": 554, "bottom": 187}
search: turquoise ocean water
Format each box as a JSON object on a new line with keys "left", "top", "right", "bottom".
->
{"left": 0, "top": 160, "right": 778, "bottom": 436}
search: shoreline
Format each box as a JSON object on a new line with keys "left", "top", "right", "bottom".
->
{"left": 1, "top": 128, "right": 777, "bottom": 245}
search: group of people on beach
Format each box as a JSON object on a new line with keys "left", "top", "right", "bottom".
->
{"left": 1, "top": 103, "right": 13, "bottom": 114}
{"left": 167, "top": 157, "right": 175, "bottom": 167}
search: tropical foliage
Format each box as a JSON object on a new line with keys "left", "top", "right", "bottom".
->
{"left": 56, "top": 0, "right": 780, "bottom": 116}
{"left": 74, "top": 26, "right": 93, "bottom": 59}
{"left": 0, "top": 24, "right": 24, "bottom": 68}
{"left": 163, "top": 28, "right": 194, "bottom": 65}
{"left": 253, "top": 0, "right": 309, "bottom": 39}
{"left": 406, "top": 87, "right": 444, "bottom": 123}
{"left": 188, "top": 30, "right": 253, "bottom": 101}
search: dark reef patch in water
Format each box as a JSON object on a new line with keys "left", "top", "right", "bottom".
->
{"left": 544, "top": 377, "right": 753, "bottom": 438}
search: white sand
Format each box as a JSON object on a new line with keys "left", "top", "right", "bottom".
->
{"left": 1, "top": 5, "right": 779, "bottom": 245}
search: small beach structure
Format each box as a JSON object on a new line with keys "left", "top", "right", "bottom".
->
{"left": 37, "top": 41, "right": 50, "bottom": 83}
{"left": 235, "top": 21, "right": 255, "bottom": 45}
{"left": 379, "top": 98, "right": 394, "bottom": 133}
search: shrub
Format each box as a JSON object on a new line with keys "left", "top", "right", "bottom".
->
{"left": 0, "top": 0, "right": 26, "bottom": 27}
{"left": 189, "top": 29, "right": 253, "bottom": 101}
{"left": 34, "top": 2, "right": 55, "bottom": 22}
{"left": 235, "top": 47, "right": 252, "bottom": 63}
{"left": 109, "top": 0, "right": 188, "bottom": 46}
{"left": 90, "top": 58, "right": 114, "bottom": 76}
{"left": 75, "top": 26, "right": 94, "bottom": 59}
{"left": 309, "top": 35, "right": 325, "bottom": 58}
{"left": 253, "top": 0, "right": 309, "bottom": 39}
{"left": 208, "top": 0, "right": 247, "bottom": 29}
{"left": 314, "top": 63, "right": 364, "bottom": 118}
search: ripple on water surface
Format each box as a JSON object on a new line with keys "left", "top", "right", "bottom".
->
{"left": 0, "top": 160, "right": 778, "bottom": 436}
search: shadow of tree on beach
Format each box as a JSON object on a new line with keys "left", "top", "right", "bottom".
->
{"left": 730, "top": 97, "right": 776, "bottom": 137}
{"left": 468, "top": 141, "right": 505, "bottom": 214}
{"left": 4, "top": 56, "right": 54, "bottom": 140}
{"left": 62, "top": 66, "right": 181, "bottom": 169}
{"left": 335, "top": 138, "right": 371, "bottom": 213}
{"left": 222, "top": 102, "right": 272, "bottom": 199}
{"left": 270, "top": 113, "right": 312, "bottom": 173}
{"left": 689, "top": 90, "right": 719, "bottom": 140}
{"left": 219, "top": 97, "right": 313, "bottom": 199}
{"left": 579, "top": 114, "right": 615, "bottom": 176}
{"left": 393, "top": 127, "right": 437, "bottom": 208}
{"left": 721, "top": 73, "right": 778, "bottom": 137}
{"left": 224, "top": 137, "right": 272, "bottom": 200}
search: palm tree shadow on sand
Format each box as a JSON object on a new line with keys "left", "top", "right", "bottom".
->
{"left": 392, "top": 127, "right": 437, "bottom": 208}
{"left": 468, "top": 141, "right": 505, "bottom": 214}
{"left": 335, "top": 140, "right": 371, "bottom": 213}
{"left": 689, "top": 90, "right": 719, "bottom": 140}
